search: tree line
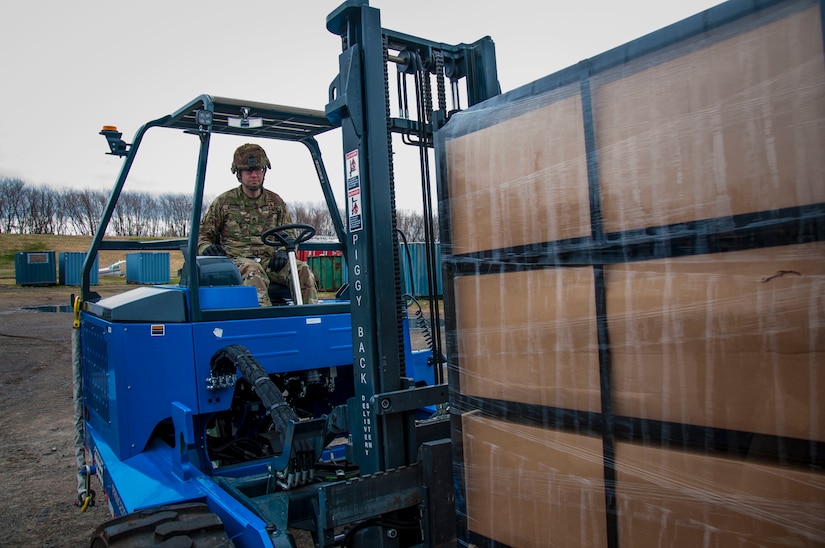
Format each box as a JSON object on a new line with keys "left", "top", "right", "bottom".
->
{"left": 0, "top": 177, "right": 435, "bottom": 241}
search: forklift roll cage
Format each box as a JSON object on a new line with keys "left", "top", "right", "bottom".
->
{"left": 81, "top": 96, "right": 345, "bottom": 322}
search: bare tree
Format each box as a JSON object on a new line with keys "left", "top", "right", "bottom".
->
{"left": 0, "top": 177, "right": 26, "bottom": 233}
{"left": 49, "top": 188, "right": 71, "bottom": 235}
{"left": 112, "top": 191, "right": 165, "bottom": 236}
{"left": 21, "top": 186, "right": 58, "bottom": 234}
{"left": 140, "top": 192, "right": 163, "bottom": 237}
{"left": 159, "top": 193, "right": 194, "bottom": 237}
{"left": 396, "top": 208, "right": 437, "bottom": 242}
{"left": 109, "top": 193, "right": 129, "bottom": 236}
{"left": 292, "top": 202, "right": 338, "bottom": 238}
{"left": 289, "top": 202, "right": 434, "bottom": 242}
{"left": 112, "top": 192, "right": 141, "bottom": 236}
{"left": 62, "top": 188, "right": 108, "bottom": 236}
{"left": 0, "top": 181, "right": 435, "bottom": 241}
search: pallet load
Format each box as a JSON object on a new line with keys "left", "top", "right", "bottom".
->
{"left": 436, "top": 0, "right": 825, "bottom": 545}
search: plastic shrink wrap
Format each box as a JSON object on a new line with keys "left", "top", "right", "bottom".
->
{"left": 435, "top": 0, "right": 825, "bottom": 545}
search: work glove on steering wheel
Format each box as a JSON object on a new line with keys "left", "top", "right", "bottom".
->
{"left": 269, "top": 249, "right": 289, "bottom": 272}
{"left": 201, "top": 243, "right": 226, "bottom": 256}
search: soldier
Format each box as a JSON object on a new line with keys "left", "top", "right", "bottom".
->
{"left": 197, "top": 143, "right": 318, "bottom": 305}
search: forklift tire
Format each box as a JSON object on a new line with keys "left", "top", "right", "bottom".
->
{"left": 89, "top": 502, "right": 234, "bottom": 547}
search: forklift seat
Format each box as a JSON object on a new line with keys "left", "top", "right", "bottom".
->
{"left": 181, "top": 256, "right": 243, "bottom": 287}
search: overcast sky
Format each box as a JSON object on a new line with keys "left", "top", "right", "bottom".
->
{"left": 0, "top": 0, "right": 723, "bottom": 211}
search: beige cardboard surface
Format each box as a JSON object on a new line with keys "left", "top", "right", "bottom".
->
{"left": 462, "top": 413, "right": 608, "bottom": 547}
{"left": 445, "top": 89, "right": 591, "bottom": 255}
{"left": 615, "top": 441, "right": 825, "bottom": 546}
{"left": 595, "top": 5, "right": 825, "bottom": 233}
{"left": 608, "top": 243, "right": 825, "bottom": 441}
{"left": 454, "top": 268, "right": 601, "bottom": 411}
{"left": 444, "top": 3, "right": 825, "bottom": 548}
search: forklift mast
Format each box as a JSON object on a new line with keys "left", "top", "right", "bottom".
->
{"left": 325, "top": 0, "right": 499, "bottom": 475}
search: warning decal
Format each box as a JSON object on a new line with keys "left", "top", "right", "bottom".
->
{"left": 346, "top": 150, "right": 363, "bottom": 232}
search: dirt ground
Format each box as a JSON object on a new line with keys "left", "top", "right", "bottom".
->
{"left": 0, "top": 284, "right": 112, "bottom": 546}
{"left": 0, "top": 282, "right": 442, "bottom": 547}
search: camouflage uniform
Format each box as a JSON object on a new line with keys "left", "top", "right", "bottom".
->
{"left": 197, "top": 186, "right": 317, "bottom": 305}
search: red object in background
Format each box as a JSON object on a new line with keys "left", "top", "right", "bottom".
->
{"left": 297, "top": 249, "right": 343, "bottom": 262}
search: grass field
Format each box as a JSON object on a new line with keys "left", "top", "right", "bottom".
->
{"left": 0, "top": 233, "right": 186, "bottom": 286}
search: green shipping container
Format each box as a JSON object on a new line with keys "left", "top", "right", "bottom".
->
{"left": 307, "top": 255, "right": 344, "bottom": 292}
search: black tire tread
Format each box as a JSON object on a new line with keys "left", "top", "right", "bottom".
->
{"left": 90, "top": 502, "right": 233, "bottom": 547}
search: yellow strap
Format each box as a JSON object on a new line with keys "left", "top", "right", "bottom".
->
{"left": 80, "top": 465, "right": 92, "bottom": 511}
{"left": 72, "top": 295, "right": 81, "bottom": 329}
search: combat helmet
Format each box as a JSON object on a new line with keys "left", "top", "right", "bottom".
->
{"left": 231, "top": 143, "right": 271, "bottom": 174}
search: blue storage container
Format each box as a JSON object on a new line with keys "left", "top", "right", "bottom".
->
{"left": 14, "top": 251, "right": 57, "bottom": 286}
{"left": 398, "top": 242, "right": 442, "bottom": 297}
{"left": 126, "top": 252, "right": 170, "bottom": 284}
{"left": 59, "top": 252, "right": 98, "bottom": 286}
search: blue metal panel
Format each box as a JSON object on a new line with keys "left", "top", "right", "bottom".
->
{"left": 82, "top": 312, "right": 199, "bottom": 460}
{"left": 199, "top": 286, "right": 259, "bottom": 310}
{"left": 126, "top": 252, "right": 170, "bottom": 284}
{"left": 409, "top": 349, "right": 434, "bottom": 387}
{"left": 59, "top": 251, "right": 98, "bottom": 286}
{"left": 86, "top": 424, "right": 274, "bottom": 547}
{"left": 191, "top": 313, "right": 353, "bottom": 414}
{"left": 87, "top": 425, "right": 204, "bottom": 515}
{"left": 82, "top": 316, "right": 114, "bottom": 425}
{"left": 14, "top": 250, "right": 56, "bottom": 286}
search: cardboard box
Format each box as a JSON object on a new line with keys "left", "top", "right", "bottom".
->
{"left": 461, "top": 413, "right": 608, "bottom": 547}
{"left": 438, "top": 1, "right": 825, "bottom": 546}
{"left": 454, "top": 267, "right": 601, "bottom": 411}
{"left": 608, "top": 243, "right": 825, "bottom": 442}
{"left": 615, "top": 441, "right": 825, "bottom": 546}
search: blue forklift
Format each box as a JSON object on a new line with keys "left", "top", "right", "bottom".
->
{"left": 73, "top": 1, "right": 499, "bottom": 546}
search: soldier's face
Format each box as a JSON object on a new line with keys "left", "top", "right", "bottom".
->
{"left": 240, "top": 167, "right": 265, "bottom": 195}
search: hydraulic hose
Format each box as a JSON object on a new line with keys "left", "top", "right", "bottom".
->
{"left": 210, "top": 345, "right": 317, "bottom": 489}
{"left": 210, "top": 344, "right": 299, "bottom": 432}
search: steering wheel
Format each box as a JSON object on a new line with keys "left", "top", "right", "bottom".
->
{"left": 261, "top": 223, "right": 316, "bottom": 252}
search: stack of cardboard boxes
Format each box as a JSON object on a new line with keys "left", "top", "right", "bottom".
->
{"left": 437, "top": 0, "right": 825, "bottom": 545}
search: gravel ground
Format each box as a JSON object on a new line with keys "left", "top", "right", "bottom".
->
{"left": 0, "top": 285, "right": 109, "bottom": 546}
{"left": 0, "top": 283, "right": 443, "bottom": 547}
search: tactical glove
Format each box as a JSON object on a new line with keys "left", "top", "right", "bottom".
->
{"left": 201, "top": 243, "right": 226, "bottom": 256}
{"left": 269, "top": 249, "right": 289, "bottom": 272}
